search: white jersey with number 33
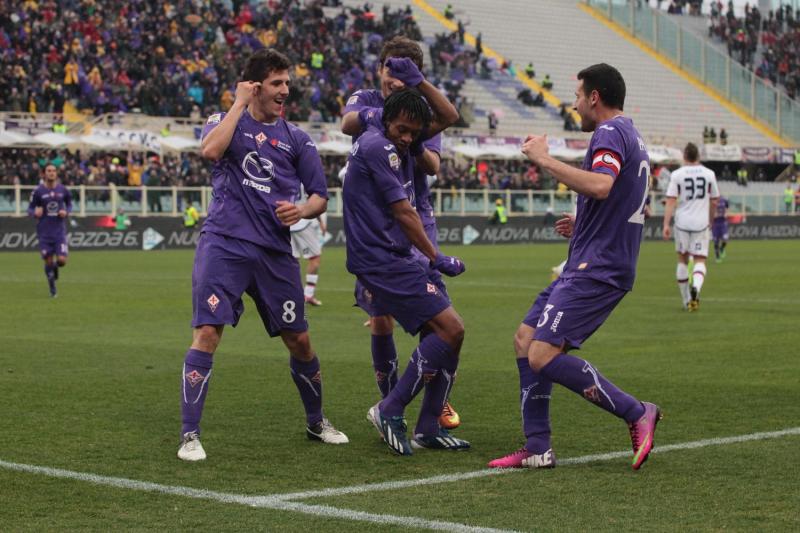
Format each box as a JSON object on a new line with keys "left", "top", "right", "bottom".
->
{"left": 666, "top": 164, "right": 720, "bottom": 231}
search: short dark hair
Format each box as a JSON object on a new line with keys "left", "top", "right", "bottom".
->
{"left": 44, "top": 163, "right": 57, "bottom": 171}
{"left": 379, "top": 35, "right": 424, "bottom": 69}
{"left": 577, "top": 63, "right": 626, "bottom": 110}
{"left": 242, "top": 49, "right": 292, "bottom": 82}
{"left": 382, "top": 88, "right": 432, "bottom": 131}
{"left": 684, "top": 142, "right": 700, "bottom": 162}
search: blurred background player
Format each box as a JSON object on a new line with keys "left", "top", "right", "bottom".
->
{"left": 343, "top": 87, "right": 468, "bottom": 455}
{"left": 28, "top": 163, "right": 72, "bottom": 297}
{"left": 290, "top": 185, "right": 326, "bottom": 306}
{"left": 178, "top": 49, "right": 348, "bottom": 462}
{"left": 663, "top": 143, "right": 720, "bottom": 311}
{"left": 340, "top": 36, "right": 462, "bottom": 431}
{"left": 490, "top": 64, "right": 661, "bottom": 471}
{"left": 712, "top": 195, "right": 730, "bottom": 263}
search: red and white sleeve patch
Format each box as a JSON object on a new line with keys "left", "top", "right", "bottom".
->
{"left": 591, "top": 149, "right": 621, "bottom": 176}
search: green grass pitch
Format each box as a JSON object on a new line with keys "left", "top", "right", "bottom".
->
{"left": 2, "top": 240, "right": 799, "bottom": 531}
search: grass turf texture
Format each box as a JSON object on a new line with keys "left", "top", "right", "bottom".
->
{"left": 2, "top": 241, "right": 798, "bottom": 531}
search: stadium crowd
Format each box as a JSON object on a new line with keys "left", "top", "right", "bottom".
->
{"left": 0, "top": 0, "right": 432, "bottom": 121}
{"left": 705, "top": 2, "right": 800, "bottom": 99}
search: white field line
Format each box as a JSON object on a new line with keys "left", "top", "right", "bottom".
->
{"left": 274, "top": 426, "right": 800, "bottom": 500}
{"left": 2, "top": 427, "right": 799, "bottom": 532}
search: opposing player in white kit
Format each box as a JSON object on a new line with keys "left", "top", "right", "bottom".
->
{"left": 662, "top": 143, "right": 719, "bottom": 311}
{"left": 290, "top": 186, "right": 326, "bottom": 306}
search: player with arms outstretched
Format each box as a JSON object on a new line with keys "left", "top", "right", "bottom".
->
{"left": 662, "top": 143, "right": 720, "bottom": 310}
{"left": 28, "top": 163, "right": 72, "bottom": 297}
{"left": 489, "top": 64, "right": 661, "bottom": 471}
{"left": 178, "top": 49, "right": 348, "bottom": 462}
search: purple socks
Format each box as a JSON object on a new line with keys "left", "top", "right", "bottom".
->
{"left": 371, "top": 334, "right": 398, "bottom": 398}
{"left": 540, "top": 353, "right": 645, "bottom": 423}
{"left": 181, "top": 349, "right": 213, "bottom": 436}
{"left": 517, "top": 358, "right": 553, "bottom": 453}
{"left": 289, "top": 355, "right": 323, "bottom": 426}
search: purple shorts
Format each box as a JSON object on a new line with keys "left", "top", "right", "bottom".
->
{"left": 39, "top": 235, "right": 68, "bottom": 259}
{"left": 191, "top": 232, "right": 307, "bottom": 337}
{"left": 523, "top": 277, "right": 626, "bottom": 350}
{"left": 712, "top": 219, "right": 728, "bottom": 241}
{"left": 354, "top": 258, "right": 451, "bottom": 335}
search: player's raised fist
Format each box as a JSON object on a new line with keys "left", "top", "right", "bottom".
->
{"left": 432, "top": 252, "right": 466, "bottom": 277}
{"left": 235, "top": 81, "right": 261, "bottom": 106}
{"left": 521, "top": 134, "right": 549, "bottom": 163}
{"left": 385, "top": 57, "right": 424, "bottom": 87}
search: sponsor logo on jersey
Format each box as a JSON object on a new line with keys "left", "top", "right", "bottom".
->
{"left": 255, "top": 132, "right": 267, "bottom": 146}
{"left": 243, "top": 132, "right": 254, "bottom": 139}
{"left": 207, "top": 293, "right": 219, "bottom": 312}
{"left": 185, "top": 370, "right": 205, "bottom": 387}
{"left": 350, "top": 141, "right": 360, "bottom": 156}
{"left": 241, "top": 152, "right": 275, "bottom": 183}
{"left": 388, "top": 152, "right": 400, "bottom": 170}
{"left": 346, "top": 94, "right": 359, "bottom": 106}
{"left": 270, "top": 137, "right": 293, "bottom": 153}
{"left": 305, "top": 140, "right": 316, "bottom": 148}
{"left": 550, "top": 311, "right": 563, "bottom": 333}
{"left": 599, "top": 124, "right": 615, "bottom": 131}
{"left": 207, "top": 113, "right": 222, "bottom": 124}
{"left": 384, "top": 144, "right": 394, "bottom": 151}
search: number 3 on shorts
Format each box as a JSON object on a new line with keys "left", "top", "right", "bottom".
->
{"left": 537, "top": 304, "right": 554, "bottom": 328}
{"left": 282, "top": 300, "right": 297, "bottom": 323}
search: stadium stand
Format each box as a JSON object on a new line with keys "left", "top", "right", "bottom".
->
{"left": 386, "top": 0, "right": 777, "bottom": 146}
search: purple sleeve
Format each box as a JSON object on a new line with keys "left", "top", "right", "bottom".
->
{"left": 343, "top": 90, "right": 382, "bottom": 114}
{"left": 27, "top": 189, "right": 40, "bottom": 217}
{"left": 296, "top": 136, "right": 328, "bottom": 200}
{"left": 200, "top": 112, "right": 226, "bottom": 139}
{"left": 588, "top": 127, "right": 625, "bottom": 179}
{"left": 365, "top": 143, "right": 408, "bottom": 206}
{"left": 423, "top": 132, "right": 442, "bottom": 154}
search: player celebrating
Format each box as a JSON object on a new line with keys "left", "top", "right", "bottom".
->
{"left": 344, "top": 87, "right": 469, "bottom": 455}
{"left": 290, "top": 186, "right": 326, "bottom": 306}
{"left": 28, "top": 163, "right": 72, "bottom": 297}
{"left": 341, "top": 36, "right": 462, "bottom": 430}
{"left": 489, "top": 64, "right": 661, "bottom": 470}
{"left": 178, "top": 49, "right": 348, "bottom": 462}
{"left": 662, "top": 143, "right": 720, "bottom": 310}
{"left": 712, "top": 195, "right": 730, "bottom": 263}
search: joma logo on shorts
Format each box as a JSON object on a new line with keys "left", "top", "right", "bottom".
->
{"left": 550, "top": 311, "right": 563, "bottom": 332}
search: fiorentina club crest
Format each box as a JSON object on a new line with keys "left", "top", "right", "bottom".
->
{"left": 185, "top": 370, "right": 205, "bottom": 387}
{"left": 207, "top": 294, "right": 220, "bottom": 312}
{"left": 426, "top": 283, "right": 437, "bottom": 294}
{"left": 583, "top": 385, "right": 601, "bottom": 404}
{"left": 255, "top": 132, "right": 267, "bottom": 146}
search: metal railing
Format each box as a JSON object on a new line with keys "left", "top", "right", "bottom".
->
{"left": 585, "top": 0, "right": 800, "bottom": 143}
{"left": 1, "top": 185, "right": 791, "bottom": 217}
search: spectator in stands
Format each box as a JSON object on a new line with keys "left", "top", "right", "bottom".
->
{"left": 737, "top": 166, "right": 749, "bottom": 186}
{"left": 517, "top": 88, "right": 544, "bottom": 107}
{"left": 719, "top": 128, "right": 728, "bottom": 145}
{"left": 541, "top": 74, "right": 553, "bottom": 91}
{"left": 525, "top": 62, "right": 536, "bottom": 79}
{"left": 709, "top": 127, "right": 717, "bottom": 143}
{"left": 784, "top": 184, "right": 795, "bottom": 213}
{"left": 444, "top": 4, "right": 455, "bottom": 20}
{"left": 488, "top": 110, "right": 499, "bottom": 135}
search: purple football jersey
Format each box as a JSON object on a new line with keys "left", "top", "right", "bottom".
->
{"left": 343, "top": 126, "right": 418, "bottom": 274}
{"left": 344, "top": 88, "right": 442, "bottom": 233}
{"left": 714, "top": 196, "right": 729, "bottom": 221}
{"left": 28, "top": 183, "right": 72, "bottom": 240}
{"left": 200, "top": 110, "right": 327, "bottom": 254}
{"left": 562, "top": 116, "right": 650, "bottom": 291}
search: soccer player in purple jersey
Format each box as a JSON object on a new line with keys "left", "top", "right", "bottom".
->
{"left": 340, "top": 36, "right": 463, "bottom": 431}
{"left": 27, "top": 163, "right": 72, "bottom": 298}
{"left": 712, "top": 196, "right": 730, "bottom": 262}
{"left": 177, "top": 49, "right": 347, "bottom": 461}
{"left": 344, "top": 88, "right": 469, "bottom": 455}
{"left": 489, "top": 64, "right": 662, "bottom": 470}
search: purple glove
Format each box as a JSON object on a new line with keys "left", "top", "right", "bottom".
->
{"left": 385, "top": 57, "right": 424, "bottom": 87}
{"left": 432, "top": 252, "right": 466, "bottom": 277}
